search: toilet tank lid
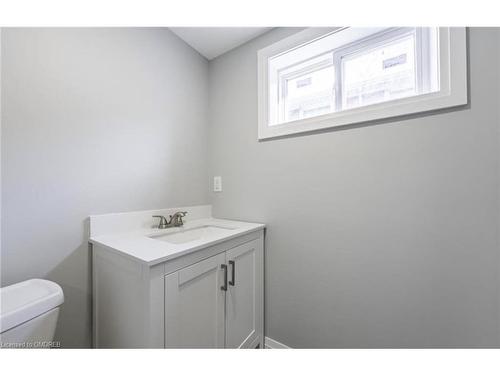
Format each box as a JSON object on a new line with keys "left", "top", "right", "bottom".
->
{"left": 0, "top": 279, "right": 64, "bottom": 333}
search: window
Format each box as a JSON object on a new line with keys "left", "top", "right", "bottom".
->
{"left": 258, "top": 27, "right": 467, "bottom": 140}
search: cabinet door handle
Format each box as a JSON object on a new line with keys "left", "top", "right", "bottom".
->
{"left": 229, "top": 260, "right": 235, "bottom": 286}
{"left": 221, "top": 264, "right": 228, "bottom": 291}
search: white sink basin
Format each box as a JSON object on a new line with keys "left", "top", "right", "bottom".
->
{"left": 149, "top": 225, "right": 237, "bottom": 245}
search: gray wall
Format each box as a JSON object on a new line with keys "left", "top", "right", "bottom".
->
{"left": 1, "top": 28, "right": 209, "bottom": 347}
{"left": 208, "top": 28, "right": 500, "bottom": 347}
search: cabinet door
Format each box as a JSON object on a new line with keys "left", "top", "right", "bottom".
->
{"left": 164, "top": 253, "right": 226, "bottom": 348}
{"left": 225, "top": 238, "right": 264, "bottom": 348}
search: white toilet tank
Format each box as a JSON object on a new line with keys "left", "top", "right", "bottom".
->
{"left": 0, "top": 279, "right": 64, "bottom": 348}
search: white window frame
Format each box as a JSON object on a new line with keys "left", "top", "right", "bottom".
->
{"left": 257, "top": 27, "right": 467, "bottom": 140}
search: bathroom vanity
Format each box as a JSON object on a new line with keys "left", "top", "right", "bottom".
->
{"left": 89, "top": 205, "right": 264, "bottom": 348}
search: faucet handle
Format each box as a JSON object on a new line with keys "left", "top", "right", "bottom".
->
{"left": 153, "top": 215, "right": 169, "bottom": 228}
{"left": 170, "top": 211, "right": 187, "bottom": 217}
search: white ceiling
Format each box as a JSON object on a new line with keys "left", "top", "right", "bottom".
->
{"left": 170, "top": 27, "right": 272, "bottom": 60}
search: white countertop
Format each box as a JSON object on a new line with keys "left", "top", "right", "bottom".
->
{"left": 90, "top": 217, "right": 265, "bottom": 266}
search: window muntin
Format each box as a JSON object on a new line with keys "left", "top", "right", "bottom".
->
{"left": 268, "top": 27, "right": 439, "bottom": 126}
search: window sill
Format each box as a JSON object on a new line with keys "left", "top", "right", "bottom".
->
{"left": 258, "top": 88, "right": 467, "bottom": 140}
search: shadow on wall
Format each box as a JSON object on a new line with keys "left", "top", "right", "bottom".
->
{"left": 47, "top": 218, "right": 92, "bottom": 348}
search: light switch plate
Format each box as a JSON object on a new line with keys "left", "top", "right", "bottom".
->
{"left": 213, "top": 176, "right": 222, "bottom": 192}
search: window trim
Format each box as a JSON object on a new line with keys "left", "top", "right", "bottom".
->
{"left": 257, "top": 27, "right": 468, "bottom": 140}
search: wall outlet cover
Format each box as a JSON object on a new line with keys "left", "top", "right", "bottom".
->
{"left": 213, "top": 176, "right": 222, "bottom": 192}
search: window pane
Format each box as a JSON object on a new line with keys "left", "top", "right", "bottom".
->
{"left": 266, "top": 27, "right": 440, "bottom": 128}
{"left": 341, "top": 33, "right": 417, "bottom": 110}
{"left": 282, "top": 64, "right": 335, "bottom": 123}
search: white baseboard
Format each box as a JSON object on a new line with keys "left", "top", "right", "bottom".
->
{"left": 264, "top": 337, "right": 291, "bottom": 349}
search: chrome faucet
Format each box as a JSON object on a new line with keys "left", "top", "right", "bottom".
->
{"left": 153, "top": 211, "right": 187, "bottom": 229}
